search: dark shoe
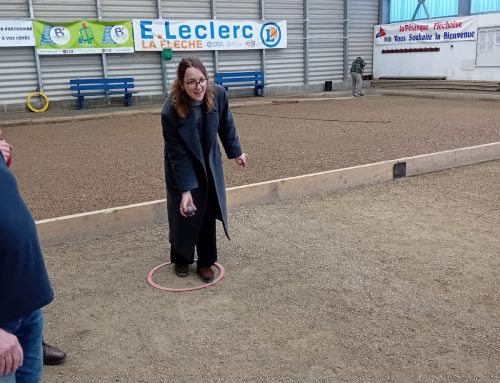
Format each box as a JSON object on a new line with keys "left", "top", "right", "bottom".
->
{"left": 43, "top": 341, "right": 67, "bottom": 366}
{"left": 174, "top": 263, "right": 189, "bottom": 277}
{"left": 197, "top": 266, "right": 215, "bottom": 282}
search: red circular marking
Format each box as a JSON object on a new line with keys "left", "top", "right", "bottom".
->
{"left": 147, "top": 262, "right": 225, "bottom": 292}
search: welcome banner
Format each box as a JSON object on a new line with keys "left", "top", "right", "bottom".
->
{"left": 34, "top": 20, "right": 134, "bottom": 54}
{"left": 0, "top": 20, "right": 35, "bottom": 47}
{"left": 133, "top": 19, "right": 287, "bottom": 51}
{"left": 374, "top": 16, "right": 477, "bottom": 45}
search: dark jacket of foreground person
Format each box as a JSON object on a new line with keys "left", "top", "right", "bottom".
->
{"left": 0, "top": 156, "right": 53, "bottom": 324}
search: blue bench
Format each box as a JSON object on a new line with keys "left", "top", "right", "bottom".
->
{"left": 69, "top": 77, "right": 136, "bottom": 110}
{"left": 215, "top": 71, "right": 265, "bottom": 96}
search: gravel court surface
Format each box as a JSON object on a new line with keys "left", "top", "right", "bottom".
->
{"left": 2, "top": 95, "right": 500, "bottom": 220}
{"left": 40, "top": 161, "right": 500, "bottom": 383}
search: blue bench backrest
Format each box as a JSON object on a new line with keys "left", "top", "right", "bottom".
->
{"left": 215, "top": 71, "right": 264, "bottom": 84}
{"left": 70, "top": 77, "right": 135, "bottom": 92}
{"left": 70, "top": 77, "right": 134, "bottom": 85}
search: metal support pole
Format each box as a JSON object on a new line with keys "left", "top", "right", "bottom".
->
{"left": 304, "top": 0, "right": 309, "bottom": 85}
{"left": 212, "top": 0, "right": 218, "bottom": 73}
{"left": 156, "top": 0, "right": 162, "bottom": 18}
{"left": 379, "top": 0, "right": 390, "bottom": 24}
{"left": 421, "top": 1, "right": 431, "bottom": 19}
{"left": 457, "top": 0, "right": 471, "bottom": 16}
{"left": 260, "top": 0, "right": 266, "bottom": 87}
{"left": 29, "top": 0, "right": 44, "bottom": 91}
{"left": 96, "top": 0, "right": 110, "bottom": 105}
{"left": 157, "top": 0, "right": 167, "bottom": 95}
{"left": 96, "top": 0, "right": 107, "bottom": 78}
{"left": 411, "top": 0, "right": 431, "bottom": 21}
{"left": 343, "top": 0, "right": 349, "bottom": 82}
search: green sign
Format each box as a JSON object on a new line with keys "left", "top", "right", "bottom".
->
{"left": 34, "top": 20, "right": 134, "bottom": 54}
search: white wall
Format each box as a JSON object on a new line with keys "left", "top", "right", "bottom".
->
{"left": 373, "top": 13, "right": 500, "bottom": 81}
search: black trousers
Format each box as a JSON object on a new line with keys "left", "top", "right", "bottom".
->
{"left": 170, "top": 178, "right": 218, "bottom": 268}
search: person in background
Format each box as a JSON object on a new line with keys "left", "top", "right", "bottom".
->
{"left": 161, "top": 57, "right": 248, "bottom": 282}
{"left": 0, "top": 131, "right": 54, "bottom": 382}
{"left": 350, "top": 56, "right": 366, "bottom": 97}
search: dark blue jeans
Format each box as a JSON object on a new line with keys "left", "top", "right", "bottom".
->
{"left": 0, "top": 309, "right": 43, "bottom": 383}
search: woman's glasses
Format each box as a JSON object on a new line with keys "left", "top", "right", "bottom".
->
{"left": 184, "top": 78, "right": 207, "bottom": 89}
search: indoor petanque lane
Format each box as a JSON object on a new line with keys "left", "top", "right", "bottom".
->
{"left": 2, "top": 2, "right": 499, "bottom": 382}
{"left": 41, "top": 160, "right": 499, "bottom": 383}
{"left": 3, "top": 94, "right": 498, "bottom": 382}
{"left": 2, "top": 95, "right": 500, "bottom": 220}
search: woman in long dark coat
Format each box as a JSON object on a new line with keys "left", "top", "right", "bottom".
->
{"left": 161, "top": 57, "right": 248, "bottom": 282}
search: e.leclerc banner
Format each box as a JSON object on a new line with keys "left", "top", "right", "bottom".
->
{"left": 0, "top": 20, "right": 35, "bottom": 47}
{"left": 34, "top": 20, "right": 134, "bottom": 54}
{"left": 374, "top": 16, "right": 477, "bottom": 45}
{"left": 133, "top": 19, "right": 287, "bottom": 51}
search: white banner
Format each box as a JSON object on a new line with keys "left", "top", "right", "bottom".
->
{"left": 133, "top": 19, "right": 287, "bottom": 51}
{"left": 374, "top": 16, "right": 478, "bottom": 45}
{"left": 0, "top": 20, "right": 35, "bottom": 47}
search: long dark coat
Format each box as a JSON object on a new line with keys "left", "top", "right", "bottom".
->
{"left": 161, "top": 85, "right": 243, "bottom": 256}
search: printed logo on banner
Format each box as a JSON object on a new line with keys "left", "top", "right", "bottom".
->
{"left": 376, "top": 26, "right": 392, "bottom": 43}
{"left": 260, "top": 22, "right": 281, "bottom": 48}
{"left": 107, "top": 25, "right": 129, "bottom": 44}
{"left": 376, "top": 27, "right": 386, "bottom": 38}
{"left": 41, "top": 26, "right": 70, "bottom": 45}
{"left": 78, "top": 23, "right": 95, "bottom": 46}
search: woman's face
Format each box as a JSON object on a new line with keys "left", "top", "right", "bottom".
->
{"left": 182, "top": 67, "right": 207, "bottom": 102}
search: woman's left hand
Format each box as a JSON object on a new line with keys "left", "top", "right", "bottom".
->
{"left": 235, "top": 153, "right": 248, "bottom": 170}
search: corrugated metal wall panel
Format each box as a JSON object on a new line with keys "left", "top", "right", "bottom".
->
{"left": 33, "top": 0, "right": 97, "bottom": 21}
{"left": 309, "top": 41, "right": 345, "bottom": 80}
{"left": 161, "top": 1, "right": 212, "bottom": 18}
{"left": 0, "top": 0, "right": 383, "bottom": 108}
{"left": 108, "top": 52, "right": 162, "bottom": 96}
{"left": 172, "top": 51, "right": 214, "bottom": 77}
{"left": 217, "top": 50, "right": 261, "bottom": 72}
{"left": 0, "top": 48, "right": 37, "bottom": 105}
{"left": 40, "top": 55, "right": 102, "bottom": 100}
{"left": 265, "top": 0, "right": 304, "bottom": 85}
{"left": 309, "top": 0, "right": 345, "bottom": 84}
{"left": 348, "top": 0, "right": 378, "bottom": 76}
{"left": 266, "top": 40, "right": 304, "bottom": 85}
{"left": 0, "top": 0, "right": 29, "bottom": 18}
{"left": 215, "top": 1, "right": 260, "bottom": 18}
{"left": 101, "top": 0, "right": 158, "bottom": 19}
{"left": 215, "top": 1, "right": 261, "bottom": 73}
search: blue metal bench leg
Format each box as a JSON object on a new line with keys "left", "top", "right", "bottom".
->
{"left": 77, "top": 96, "right": 84, "bottom": 110}
{"left": 124, "top": 93, "right": 132, "bottom": 107}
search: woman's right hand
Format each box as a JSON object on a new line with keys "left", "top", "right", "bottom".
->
{"left": 180, "top": 191, "right": 196, "bottom": 217}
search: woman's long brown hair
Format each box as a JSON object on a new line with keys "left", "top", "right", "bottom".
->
{"left": 170, "top": 57, "right": 215, "bottom": 118}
